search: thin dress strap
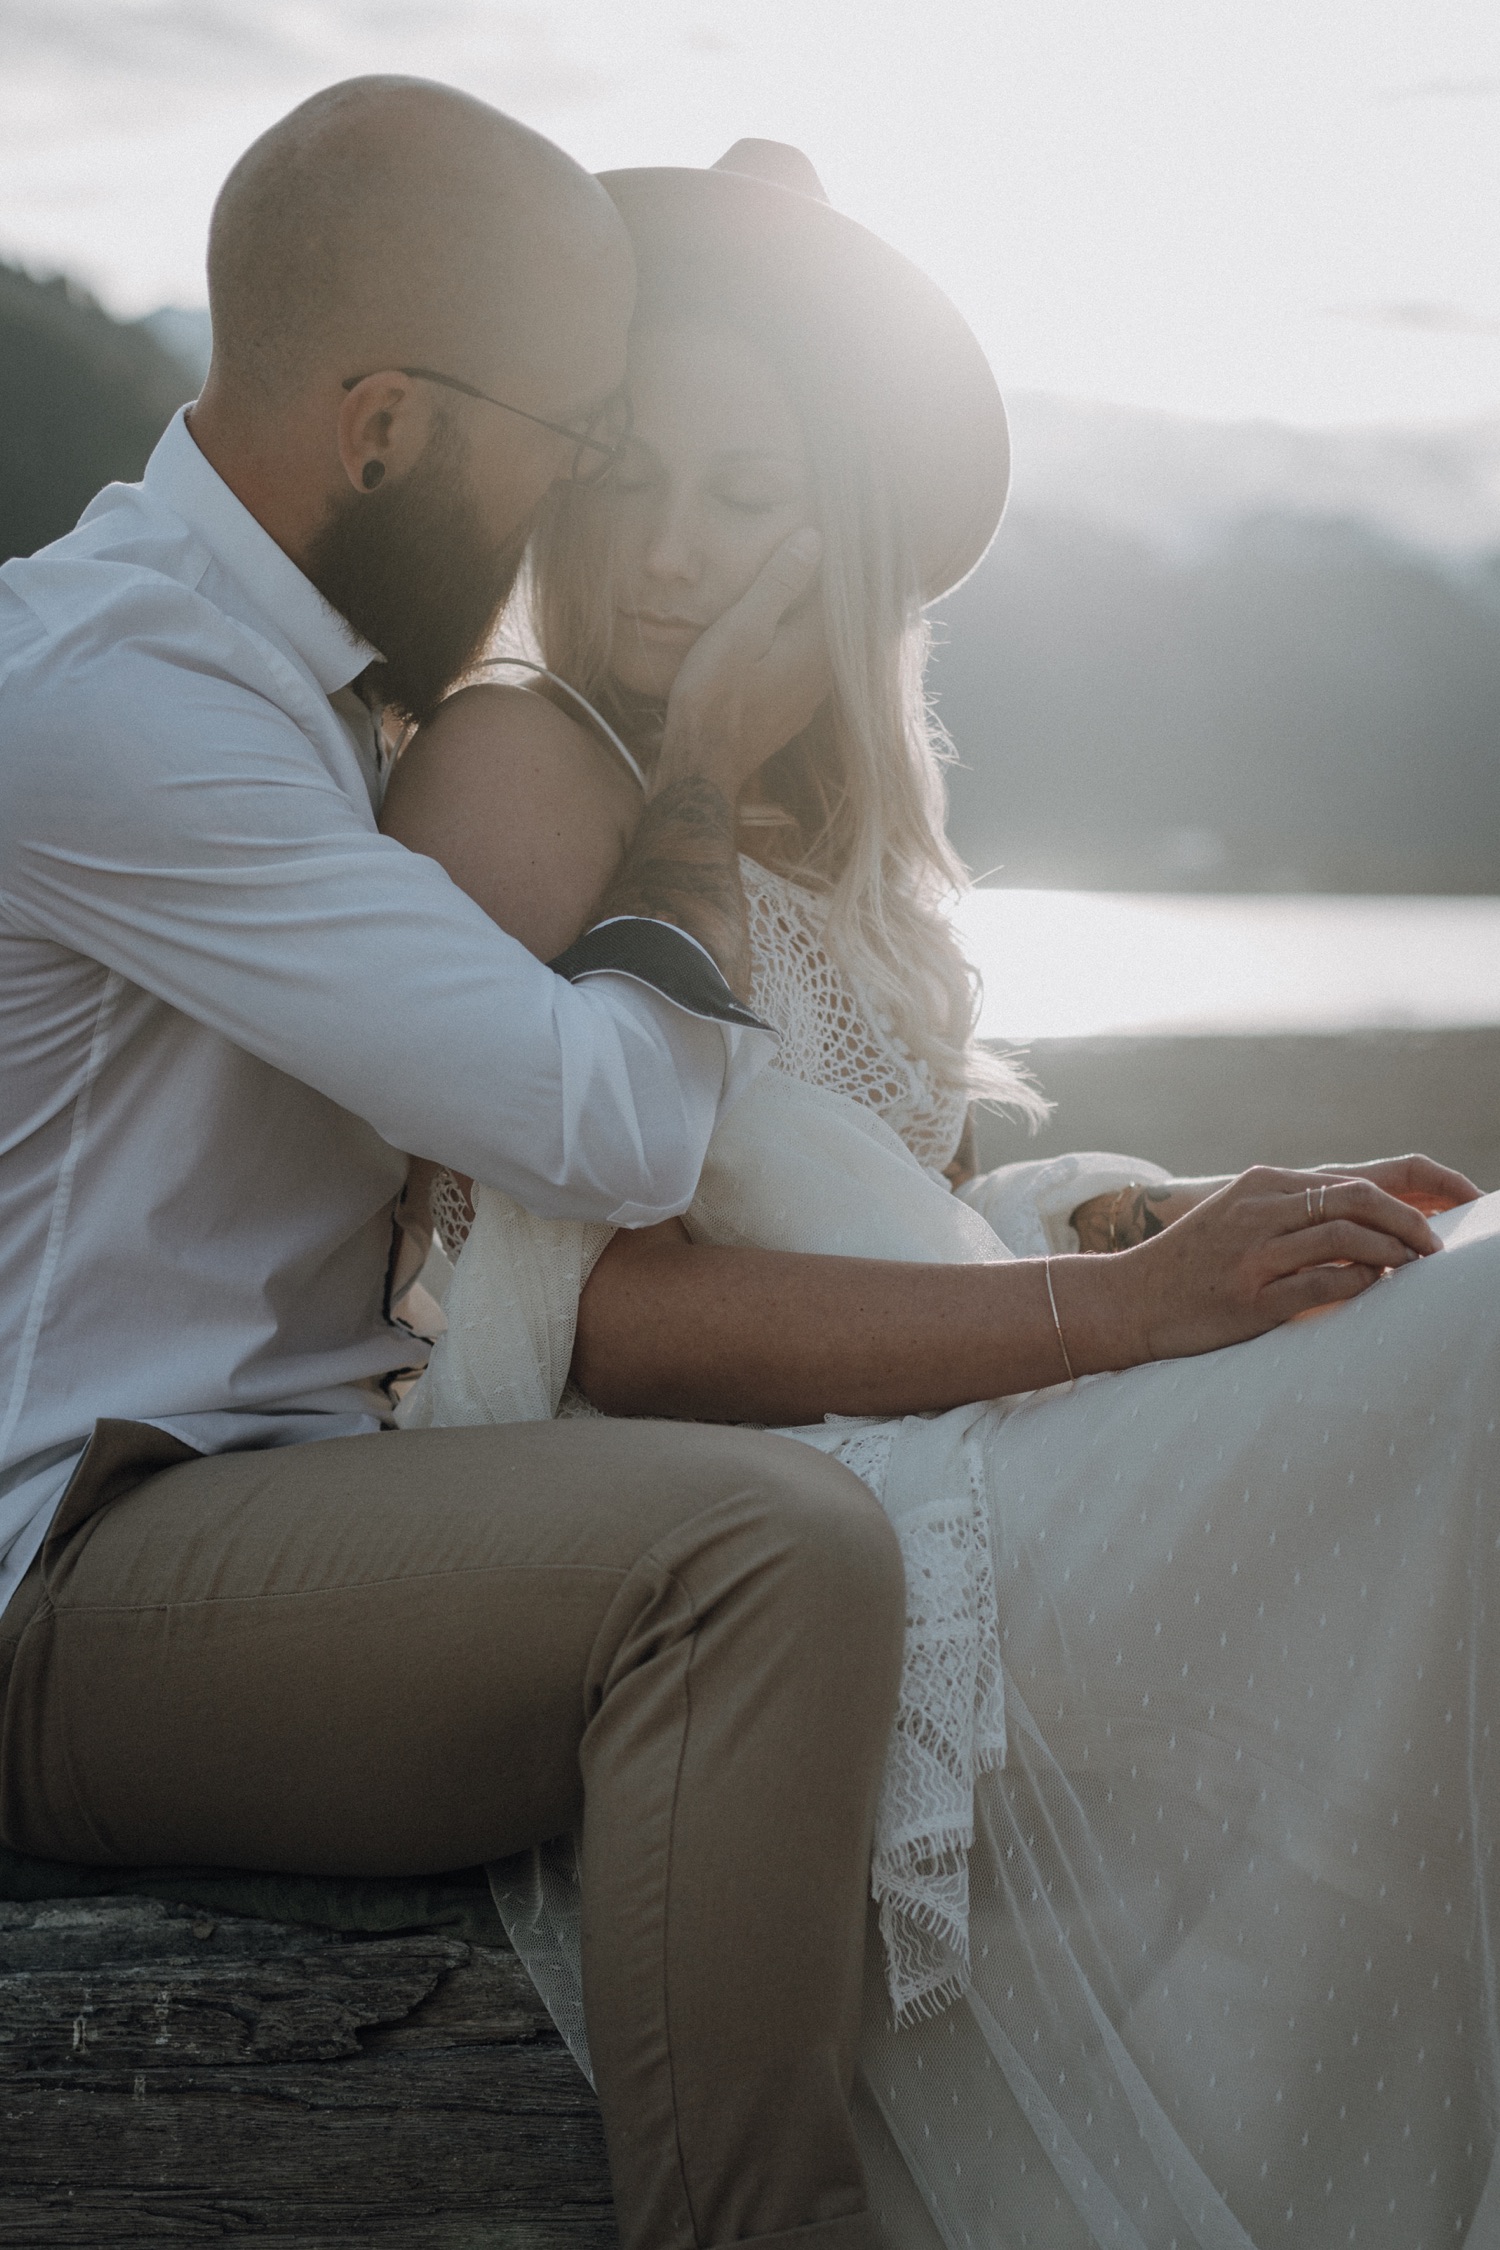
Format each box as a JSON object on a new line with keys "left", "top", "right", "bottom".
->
{"left": 472, "top": 656, "right": 648, "bottom": 792}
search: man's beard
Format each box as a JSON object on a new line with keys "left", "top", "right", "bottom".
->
{"left": 304, "top": 412, "right": 533, "bottom": 727}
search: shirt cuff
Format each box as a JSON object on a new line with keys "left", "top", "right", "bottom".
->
{"left": 549, "top": 916, "right": 773, "bottom": 1034}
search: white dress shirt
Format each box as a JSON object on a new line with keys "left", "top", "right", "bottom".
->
{"left": 0, "top": 410, "right": 770, "bottom": 1615}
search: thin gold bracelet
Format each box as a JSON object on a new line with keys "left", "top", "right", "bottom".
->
{"left": 1044, "top": 1258, "right": 1076, "bottom": 1382}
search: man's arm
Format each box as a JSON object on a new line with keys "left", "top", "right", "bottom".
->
{"left": 592, "top": 525, "right": 826, "bottom": 998}
{"left": 594, "top": 777, "right": 752, "bottom": 999}
{"left": 1, "top": 623, "right": 747, "bottom": 1229}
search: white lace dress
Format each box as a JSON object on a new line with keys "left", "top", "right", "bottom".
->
{"left": 407, "top": 859, "right": 1500, "bottom": 2249}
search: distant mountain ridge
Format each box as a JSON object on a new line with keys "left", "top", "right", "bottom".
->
{"left": 3, "top": 280, "right": 1495, "bottom": 893}
{"left": 1003, "top": 390, "right": 1500, "bottom": 564}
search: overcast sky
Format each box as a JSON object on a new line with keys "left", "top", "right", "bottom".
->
{"left": 2, "top": 0, "right": 1498, "bottom": 428}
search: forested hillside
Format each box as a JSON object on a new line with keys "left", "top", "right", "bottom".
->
{"left": 932, "top": 511, "right": 1500, "bottom": 892}
{"left": 0, "top": 262, "right": 194, "bottom": 563}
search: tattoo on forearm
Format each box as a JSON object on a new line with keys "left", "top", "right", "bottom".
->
{"left": 597, "top": 776, "right": 751, "bottom": 998}
{"left": 1072, "top": 1182, "right": 1174, "bottom": 1254}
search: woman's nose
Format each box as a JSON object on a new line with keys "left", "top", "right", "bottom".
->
{"left": 640, "top": 493, "right": 704, "bottom": 585}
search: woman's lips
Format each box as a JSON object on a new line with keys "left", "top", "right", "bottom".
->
{"left": 617, "top": 608, "right": 706, "bottom": 642}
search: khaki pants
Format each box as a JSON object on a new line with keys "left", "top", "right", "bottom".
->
{"left": 0, "top": 1416, "right": 905, "bottom": 2250}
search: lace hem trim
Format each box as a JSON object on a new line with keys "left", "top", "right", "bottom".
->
{"left": 832, "top": 1419, "right": 1006, "bottom": 2023}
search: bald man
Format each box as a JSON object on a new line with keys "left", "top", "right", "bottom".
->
{"left": 0, "top": 78, "right": 903, "bottom": 2250}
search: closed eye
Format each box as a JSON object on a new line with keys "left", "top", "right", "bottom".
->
{"left": 710, "top": 472, "right": 809, "bottom": 514}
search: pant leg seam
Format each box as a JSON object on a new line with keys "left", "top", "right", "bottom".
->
{"left": 662, "top": 1599, "right": 704, "bottom": 2247}
{"left": 49, "top": 1559, "right": 632, "bottom": 1616}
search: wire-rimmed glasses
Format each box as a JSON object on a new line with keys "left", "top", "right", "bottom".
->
{"left": 340, "top": 368, "right": 632, "bottom": 485}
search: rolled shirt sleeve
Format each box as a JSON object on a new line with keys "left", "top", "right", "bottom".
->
{"left": 0, "top": 603, "right": 771, "bottom": 1229}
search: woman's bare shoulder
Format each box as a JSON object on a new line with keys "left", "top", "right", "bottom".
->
{"left": 380, "top": 683, "right": 641, "bottom": 957}
{"left": 383, "top": 683, "right": 640, "bottom": 842}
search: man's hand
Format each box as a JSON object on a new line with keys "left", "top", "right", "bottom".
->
{"left": 597, "top": 528, "right": 827, "bottom": 997}
{"left": 656, "top": 527, "right": 828, "bottom": 799}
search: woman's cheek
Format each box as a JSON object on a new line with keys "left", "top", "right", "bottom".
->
{"left": 604, "top": 503, "right": 651, "bottom": 595}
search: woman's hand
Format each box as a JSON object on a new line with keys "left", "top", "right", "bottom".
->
{"left": 1301, "top": 1152, "right": 1480, "bottom": 1215}
{"left": 1072, "top": 1153, "right": 1479, "bottom": 1254}
{"left": 1062, "top": 1162, "right": 1455, "bottom": 1370}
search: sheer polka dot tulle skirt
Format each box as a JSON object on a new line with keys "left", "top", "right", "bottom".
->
{"left": 856, "top": 1193, "right": 1500, "bottom": 2248}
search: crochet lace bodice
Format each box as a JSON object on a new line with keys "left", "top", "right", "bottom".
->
{"left": 432, "top": 858, "right": 969, "bottom": 1262}
{"left": 741, "top": 857, "right": 968, "bottom": 1177}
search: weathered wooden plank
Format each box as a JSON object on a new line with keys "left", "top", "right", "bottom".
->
{"left": 0, "top": 1896, "right": 617, "bottom": 2250}
{"left": 1, "top": 1897, "right": 324, "bottom": 1971}
{"left": 0, "top": 1900, "right": 552, "bottom": 2041}
{"left": 0, "top": 1939, "right": 462, "bottom": 2067}
{"left": 364, "top": 1943, "right": 554, "bottom": 2051}
{"left": 0, "top": 2194, "right": 616, "bottom": 2249}
{"left": 2, "top": 2078, "right": 615, "bottom": 2246}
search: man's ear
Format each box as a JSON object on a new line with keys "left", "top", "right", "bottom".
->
{"left": 335, "top": 373, "right": 434, "bottom": 495}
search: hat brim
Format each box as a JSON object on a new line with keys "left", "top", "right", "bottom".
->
{"left": 599, "top": 164, "right": 1009, "bottom": 605}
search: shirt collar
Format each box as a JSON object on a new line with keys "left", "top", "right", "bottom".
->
{"left": 143, "top": 408, "right": 379, "bottom": 695}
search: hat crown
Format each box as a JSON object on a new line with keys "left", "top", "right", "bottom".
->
{"left": 597, "top": 144, "right": 1009, "bottom": 599}
{"left": 713, "top": 139, "right": 830, "bottom": 206}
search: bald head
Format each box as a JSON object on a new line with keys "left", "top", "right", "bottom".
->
{"left": 206, "top": 76, "right": 631, "bottom": 414}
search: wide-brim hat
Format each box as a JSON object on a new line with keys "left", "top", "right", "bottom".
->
{"left": 598, "top": 141, "right": 1009, "bottom": 605}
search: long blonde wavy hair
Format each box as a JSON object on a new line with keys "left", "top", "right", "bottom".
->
{"left": 524, "top": 306, "right": 1045, "bottom": 1124}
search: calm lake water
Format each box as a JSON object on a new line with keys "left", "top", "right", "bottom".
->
{"left": 953, "top": 892, "right": 1500, "bottom": 1041}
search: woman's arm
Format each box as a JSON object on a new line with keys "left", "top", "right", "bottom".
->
{"left": 574, "top": 1163, "right": 1458, "bottom": 1422}
{"left": 381, "top": 675, "right": 1470, "bottom": 1427}
{"left": 380, "top": 683, "right": 639, "bottom": 958}
{"left": 575, "top": 1221, "right": 1095, "bottom": 1421}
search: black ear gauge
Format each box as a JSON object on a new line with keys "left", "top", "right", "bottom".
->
{"left": 362, "top": 459, "right": 386, "bottom": 490}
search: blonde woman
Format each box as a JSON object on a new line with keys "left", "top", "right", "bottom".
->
{"left": 382, "top": 143, "right": 1500, "bottom": 2249}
